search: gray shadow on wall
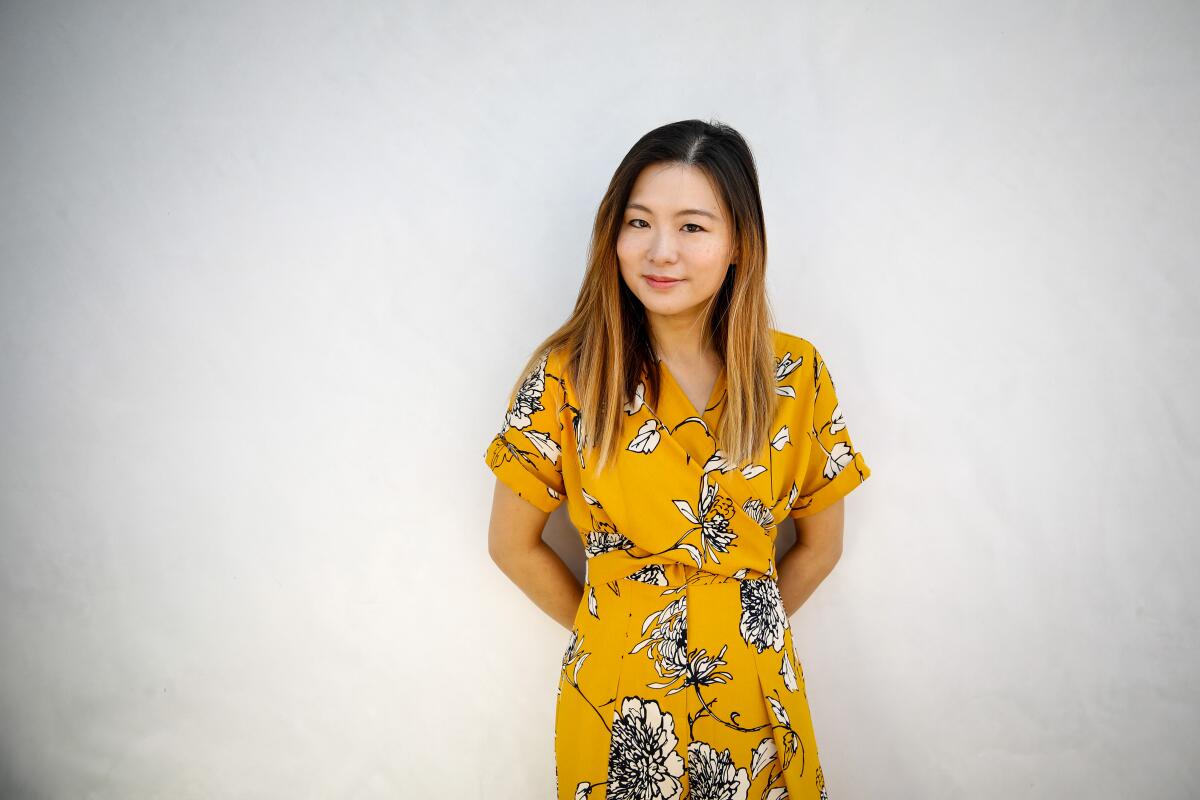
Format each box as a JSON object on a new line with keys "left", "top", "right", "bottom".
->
{"left": 542, "top": 508, "right": 586, "bottom": 586}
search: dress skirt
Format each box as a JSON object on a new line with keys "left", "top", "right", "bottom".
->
{"left": 554, "top": 562, "right": 829, "bottom": 800}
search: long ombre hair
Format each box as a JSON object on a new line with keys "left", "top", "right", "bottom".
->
{"left": 509, "top": 119, "right": 780, "bottom": 473}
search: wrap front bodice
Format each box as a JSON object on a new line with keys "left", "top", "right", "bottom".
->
{"left": 484, "top": 329, "right": 872, "bottom": 588}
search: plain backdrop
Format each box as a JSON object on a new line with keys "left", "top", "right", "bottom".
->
{"left": 2, "top": 2, "right": 1198, "bottom": 798}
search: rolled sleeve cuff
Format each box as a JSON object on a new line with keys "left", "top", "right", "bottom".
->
{"left": 484, "top": 436, "right": 565, "bottom": 514}
{"left": 789, "top": 451, "right": 871, "bottom": 519}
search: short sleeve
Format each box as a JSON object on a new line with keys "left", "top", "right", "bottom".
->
{"left": 789, "top": 345, "right": 871, "bottom": 518}
{"left": 483, "top": 349, "right": 567, "bottom": 514}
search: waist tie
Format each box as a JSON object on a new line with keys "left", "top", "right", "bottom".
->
{"left": 585, "top": 557, "right": 778, "bottom": 589}
{"left": 571, "top": 558, "right": 792, "bottom": 691}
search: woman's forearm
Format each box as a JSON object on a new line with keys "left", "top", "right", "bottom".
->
{"left": 492, "top": 541, "right": 584, "bottom": 631}
{"left": 776, "top": 541, "right": 841, "bottom": 618}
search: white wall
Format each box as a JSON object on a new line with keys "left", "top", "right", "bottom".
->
{"left": 1, "top": 1, "right": 1197, "bottom": 798}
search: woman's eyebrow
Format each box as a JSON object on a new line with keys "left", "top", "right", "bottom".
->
{"left": 625, "top": 202, "right": 718, "bottom": 220}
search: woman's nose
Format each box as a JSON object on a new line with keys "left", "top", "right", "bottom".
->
{"left": 647, "top": 232, "right": 679, "bottom": 263}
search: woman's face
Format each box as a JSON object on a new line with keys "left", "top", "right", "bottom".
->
{"left": 617, "top": 162, "right": 735, "bottom": 324}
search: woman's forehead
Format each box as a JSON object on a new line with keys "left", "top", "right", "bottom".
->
{"left": 626, "top": 164, "right": 726, "bottom": 218}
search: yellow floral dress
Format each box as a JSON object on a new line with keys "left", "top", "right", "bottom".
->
{"left": 484, "top": 328, "right": 871, "bottom": 800}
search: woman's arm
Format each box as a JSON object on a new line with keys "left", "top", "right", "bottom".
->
{"left": 487, "top": 478, "right": 583, "bottom": 631}
{"left": 776, "top": 498, "right": 845, "bottom": 618}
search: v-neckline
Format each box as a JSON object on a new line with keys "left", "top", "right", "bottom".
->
{"left": 657, "top": 357, "right": 726, "bottom": 421}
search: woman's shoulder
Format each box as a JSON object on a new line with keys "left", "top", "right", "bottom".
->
{"left": 769, "top": 327, "right": 820, "bottom": 361}
{"left": 540, "top": 342, "right": 570, "bottom": 372}
{"left": 536, "top": 342, "right": 574, "bottom": 395}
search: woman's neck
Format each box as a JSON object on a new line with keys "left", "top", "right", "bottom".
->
{"left": 648, "top": 314, "right": 717, "bottom": 366}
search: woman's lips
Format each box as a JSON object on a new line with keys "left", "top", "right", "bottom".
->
{"left": 645, "top": 275, "right": 682, "bottom": 289}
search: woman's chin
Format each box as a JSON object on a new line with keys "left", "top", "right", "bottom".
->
{"left": 640, "top": 297, "right": 706, "bottom": 319}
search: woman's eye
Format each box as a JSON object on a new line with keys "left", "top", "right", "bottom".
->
{"left": 625, "top": 219, "right": 704, "bottom": 232}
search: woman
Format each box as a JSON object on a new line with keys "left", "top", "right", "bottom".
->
{"left": 484, "top": 119, "right": 871, "bottom": 800}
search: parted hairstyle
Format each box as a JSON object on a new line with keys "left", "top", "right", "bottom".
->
{"left": 509, "top": 118, "right": 781, "bottom": 474}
